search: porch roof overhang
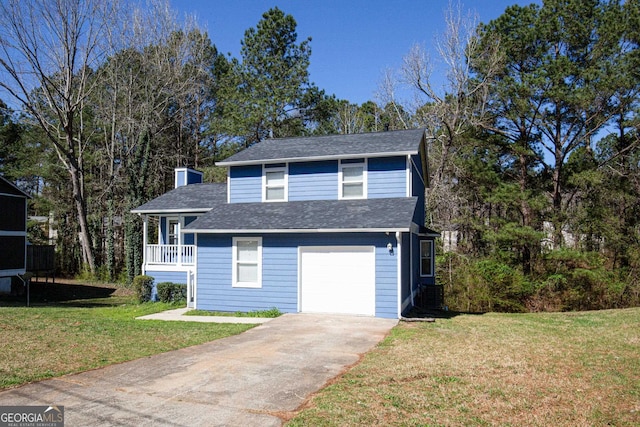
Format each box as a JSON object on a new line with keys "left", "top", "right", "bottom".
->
{"left": 133, "top": 208, "right": 211, "bottom": 215}
{"left": 184, "top": 197, "right": 419, "bottom": 234}
{"left": 131, "top": 183, "right": 226, "bottom": 215}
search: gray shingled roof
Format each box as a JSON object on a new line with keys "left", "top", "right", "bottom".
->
{"left": 217, "top": 129, "right": 426, "bottom": 166}
{"left": 184, "top": 197, "right": 418, "bottom": 232}
{"left": 131, "top": 183, "right": 226, "bottom": 214}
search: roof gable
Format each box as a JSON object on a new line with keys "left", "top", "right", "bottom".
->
{"left": 217, "top": 129, "right": 426, "bottom": 166}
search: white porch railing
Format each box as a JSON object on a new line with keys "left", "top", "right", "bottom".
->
{"left": 145, "top": 244, "right": 196, "bottom": 266}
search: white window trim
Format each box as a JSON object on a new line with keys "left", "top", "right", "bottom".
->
{"left": 232, "top": 237, "right": 263, "bottom": 288}
{"left": 262, "top": 164, "right": 288, "bottom": 202}
{"left": 420, "top": 240, "right": 434, "bottom": 277}
{"left": 338, "top": 159, "right": 367, "bottom": 200}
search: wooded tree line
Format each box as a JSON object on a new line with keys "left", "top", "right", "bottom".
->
{"left": 382, "top": 0, "right": 640, "bottom": 312}
{"left": 0, "top": 0, "right": 400, "bottom": 281}
{"left": 1, "top": 0, "right": 638, "bottom": 312}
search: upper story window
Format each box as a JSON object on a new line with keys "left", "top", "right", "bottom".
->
{"left": 263, "top": 164, "right": 287, "bottom": 202}
{"left": 339, "top": 159, "right": 366, "bottom": 199}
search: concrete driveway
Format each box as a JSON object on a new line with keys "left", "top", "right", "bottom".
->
{"left": 0, "top": 313, "right": 397, "bottom": 426}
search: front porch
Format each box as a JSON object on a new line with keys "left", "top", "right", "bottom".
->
{"left": 140, "top": 213, "right": 199, "bottom": 268}
{"left": 139, "top": 214, "right": 199, "bottom": 307}
{"left": 145, "top": 244, "right": 196, "bottom": 266}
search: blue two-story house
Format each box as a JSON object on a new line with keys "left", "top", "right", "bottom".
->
{"left": 132, "top": 129, "right": 437, "bottom": 318}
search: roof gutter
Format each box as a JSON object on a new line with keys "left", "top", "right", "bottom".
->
{"left": 183, "top": 227, "right": 411, "bottom": 234}
{"left": 131, "top": 208, "right": 212, "bottom": 215}
{"left": 216, "top": 150, "right": 419, "bottom": 167}
{"left": 396, "top": 231, "right": 402, "bottom": 319}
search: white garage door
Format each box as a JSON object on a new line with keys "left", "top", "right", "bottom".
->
{"left": 300, "top": 246, "right": 375, "bottom": 316}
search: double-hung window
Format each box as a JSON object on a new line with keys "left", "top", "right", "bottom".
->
{"left": 420, "top": 240, "right": 434, "bottom": 277}
{"left": 232, "top": 237, "right": 262, "bottom": 288}
{"left": 339, "top": 159, "right": 366, "bottom": 199}
{"left": 263, "top": 164, "right": 287, "bottom": 202}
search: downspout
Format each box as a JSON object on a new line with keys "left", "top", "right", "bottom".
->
{"left": 141, "top": 214, "right": 148, "bottom": 275}
{"left": 395, "top": 231, "right": 402, "bottom": 318}
{"left": 410, "top": 232, "right": 414, "bottom": 307}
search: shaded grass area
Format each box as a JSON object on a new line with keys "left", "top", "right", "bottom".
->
{"left": 288, "top": 308, "right": 640, "bottom": 427}
{"left": 0, "top": 280, "right": 255, "bottom": 389}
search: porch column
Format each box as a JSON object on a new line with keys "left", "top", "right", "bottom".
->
{"left": 177, "top": 215, "right": 183, "bottom": 266}
{"left": 142, "top": 215, "right": 148, "bottom": 274}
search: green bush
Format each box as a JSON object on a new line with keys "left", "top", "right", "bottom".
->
{"left": 133, "top": 275, "right": 154, "bottom": 303}
{"left": 438, "top": 253, "right": 530, "bottom": 313}
{"left": 475, "top": 259, "right": 530, "bottom": 312}
{"left": 439, "top": 247, "right": 640, "bottom": 313}
{"left": 156, "top": 282, "right": 187, "bottom": 303}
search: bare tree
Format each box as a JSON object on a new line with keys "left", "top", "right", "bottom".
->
{"left": 93, "top": 0, "right": 213, "bottom": 280}
{"left": 0, "top": 0, "right": 121, "bottom": 273}
{"left": 380, "top": 1, "right": 502, "bottom": 230}
{"left": 403, "top": 2, "right": 501, "bottom": 183}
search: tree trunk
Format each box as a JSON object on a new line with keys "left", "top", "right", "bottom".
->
{"left": 552, "top": 148, "right": 564, "bottom": 248}
{"left": 518, "top": 149, "right": 532, "bottom": 274}
{"left": 68, "top": 144, "right": 96, "bottom": 274}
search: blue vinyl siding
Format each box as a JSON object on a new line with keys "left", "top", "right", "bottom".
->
{"left": 411, "top": 154, "right": 426, "bottom": 224}
{"left": 176, "top": 168, "right": 203, "bottom": 187}
{"left": 288, "top": 160, "right": 338, "bottom": 201}
{"left": 159, "top": 217, "right": 167, "bottom": 244}
{"left": 184, "top": 216, "right": 197, "bottom": 245}
{"left": 195, "top": 232, "right": 400, "bottom": 318}
{"left": 400, "top": 232, "right": 412, "bottom": 314}
{"left": 227, "top": 156, "right": 414, "bottom": 203}
{"left": 196, "top": 234, "right": 298, "bottom": 313}
{"left": 368, "top": 156, "right": 407, "bottom": 199}
{"left": 229, "top": 165, "right": 262, "bottom": 203}
{"left": 186, "top": 169, "right": 202, "bottom": 185}
{"left": 374, "top": 239, "right": 399, "bottom": 318}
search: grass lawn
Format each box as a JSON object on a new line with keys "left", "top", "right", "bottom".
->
{"left": 288, "top": 308, "right": 640, "bottom": 427}
{"left": 0, "top": 280, "right": 255, "bottom": 389}
{"left": 185, "top": 308, "right": 282, "bottom": 318}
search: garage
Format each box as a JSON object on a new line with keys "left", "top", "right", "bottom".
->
{"left": 299, "top": 246, "right": 376, "bottom": 316}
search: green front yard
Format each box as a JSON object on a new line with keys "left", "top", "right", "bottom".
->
{"left": 288, "top": 308, "right": 640, "bottom": 426}
{"left": 2, "top": 281, "right": 639, "bottom": 426}
{"left": 0, "top": 281, "right": 255, "bottom": 389}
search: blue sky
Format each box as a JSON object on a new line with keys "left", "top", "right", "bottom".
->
{"left": 171, "top": 0, "right": 536, "bottom": 105}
